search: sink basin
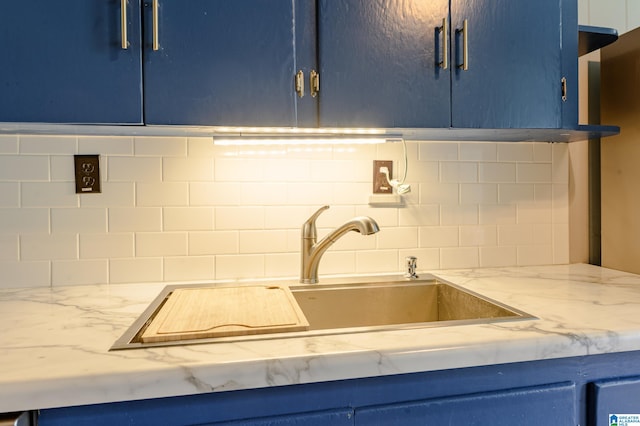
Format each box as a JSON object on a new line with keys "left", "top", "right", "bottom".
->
{"left": 111, "top": 276, "right": 534, "bottom": 350}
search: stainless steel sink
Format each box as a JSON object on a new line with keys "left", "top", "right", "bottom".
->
{"left": 111, "top": 276, "right": 534, "bottom": 350}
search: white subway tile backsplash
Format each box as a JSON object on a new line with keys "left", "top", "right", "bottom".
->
{"left": 460, "top": 225, "right": 497, "bottom": 247}
{"left": 478, "top": 163, "right": 516, "bottom": 183}
{"left": 533, "top": 143, "right": 552, "bottom": 162}
{"left": 498, "top": 224, "right": 534, "bottom": 246}
{"left": 419, "top": 226, "right": 459, "bottom": 248}
{"left": 480, "top": 246, "right": 517, "bottom": 268}
{"left": 78, "top": 136, "right": 134, "bottom": 156}
{"left": 398, "top": 205, "right": 438, "bottom": 227}
{"left": 356, "top": 249, "right": 398, "bottom": 273}
{"left": 314, "top": 250, "right": 355, "bottom": 275}
{"left": 0, "top": 183, "right": 19, "bottom": 207}
{"left": 240, "top": 183, "right": 288, "bottom": 205}
{"left": 189, "top": 182, "right": 241, "bottom": 206}
{"left": 21, "top": 182, "right": 78, "bottom": 207}
{"left": 418, "top": 142, "right": 458, "bottom": 161}
{"left": 164, "top": 256, "right": 214, "bottom": 281}
{"left": 109, "top": 157, "right": 162, "bottom": 182}
{"left": 163, "top": 207, "right": 214, "bottom": 231}
{"left": 517, "top": 163, "right": 552, "bottom": 183}
{"left": 0, "top": 260, "right": 50, "bottom": 287}
{"left": 517, "top": 245, "right": 553, "bottom": 266}
{"left": 265, "top": 253, "right": 298, "bottom": 278}
{"left": 189, "top": 231, "right": 238, "bottom": 255}
{"left": 479, "top": 205, "right": 517, "bottom": 225}
{"left": 440, "top": 162, "right": 477, "bottom": 183}
{"left": 187, "top": 137, "right": 216, "bottom": 157}
{"left": 79, "top": 233, "right": 134, "bottom": 259}
{"left": 163, "top": 157, "right": 214, "bottom": 181}
{"left": 52, "top": 259, "right": 108, "bottom": 286}
{"left": 0, "top": 208, "right": 49, "bottom": 234}
{"left": 376, "top": 227, "right": 418, "bottom": 249}
{"left": 460, "top": 143, "right": 496, "bottom": 162}
{"left": 0, "top": 136, "right": 569, "bottom": 287}
{"left": 108, "top": 207, "right": 161, "bottom": 232}
{"left": 19, "top": 135, "right": 76, "bottom": 154}
{"left": 110, "top": 258, "right": 163, "bottom": 284}
{"left": 215, "top": 207, "right": 263, "bottom": 230}
{"left": 497, "top": 144, "right": 534, "bottom": 162}
{"left": 136, "top": 232, "right": 188, "bottom": 257}
{"left": 21, "top": 234, "right": 77, "bottom": 261}
{"left": 460, "top": 183, "right": 497, "bottom": 205}
{"left": 0, "top": 135, "right": 18, "bottom": 153}
{"left": 440, "top": 247, "right": 479, "bottom": 269}
{"left": 440, "top": 205, "right": 478, "bottom": 226}
{"left": 50, "top": 155, "right": 78, "bottom": 182}
{"left": 0, "top": 156, "right": 49, "bottom": 181}
{"left": 239, "top": 230, "right": 289, "bottom": 254}
{"left": 0, "top": 235, "right": 19, "bottom": 261}
{"left": 135, "top": 137, "right": 187, "bottom": 157}
{"left": 215, "top": 254, "right": 264, "bottom": 280}
{"left": 498, "top": 184, "right": 535, "bottom": 204}
{"left": 419, "top": 183, "right": 459, "bottom": 204}
{"left": 136, "top": 182, "right": 189, "bottom": 206}
{"left": 215, "top": 158, "right": 264, "bottom": 181}
{"left": 80, "top": 182, "right": 135, "bottom": 207}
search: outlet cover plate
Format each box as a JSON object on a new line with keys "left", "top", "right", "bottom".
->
{"left": 373, "top": 160, "right": 393, "bottom": 194}
{"left": 74, "top": 154, "right": 101, "bottom": 194}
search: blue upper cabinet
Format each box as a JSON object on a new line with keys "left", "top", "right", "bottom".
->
{"left": 316, "top": 0, "right": 450, "bottom": 128}
{"left": 0, "top": 0, "right": 143, "bottom": 124}
{"left": 450, "top": 0, "right": 562, "bottom": 129}
{"left": 142, "top": 0, "right": 297, "bottom": 126}
{"left": 315, "top": 0, "right": 566, "bottom": 130}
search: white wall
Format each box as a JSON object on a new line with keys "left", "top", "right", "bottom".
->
{"left": 579, "top": 0, "right": 640, "bottom": 33}
{"left": 0, "top": 135, "right": 569, "bottom": 288}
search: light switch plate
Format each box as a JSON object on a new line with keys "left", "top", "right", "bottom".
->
{"left": 74, "top": 154, "right": 101, "bottom": 194}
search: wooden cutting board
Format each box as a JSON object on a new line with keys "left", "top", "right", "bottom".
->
{"left": 140, "top": 285, "right": 309, "bottom": 343}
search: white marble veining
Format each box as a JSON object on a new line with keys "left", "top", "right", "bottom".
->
{"left": 2, "top": 263, "right": 640, "bottom": 412}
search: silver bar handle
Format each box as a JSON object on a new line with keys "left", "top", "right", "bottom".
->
{"left": 120, "top": 0, "right": 128, "bottom": 49}
{"left": 152, "top": 0, "right": 159, "bottom": 51}
{"left": 295, "top": 70, "right": 305, "bottom": 98}
{"left": 439, "top": 17, "right": 448, "bottom": 69}
{"left": 457, "top": 19, "right": 469, "bottom": 71}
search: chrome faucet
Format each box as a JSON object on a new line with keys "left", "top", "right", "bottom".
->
{"left": 300, "top": 205, "right": 380, "bottom": 284}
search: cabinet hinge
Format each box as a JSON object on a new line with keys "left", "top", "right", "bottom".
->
{"left": 310, "top": 70, "right": 320, "bottom": 97}
{"left": 561, "top": 77, "right": 567, "bottom": 102}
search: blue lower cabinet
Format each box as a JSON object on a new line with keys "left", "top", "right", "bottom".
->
{"left": 354, "top": 383, "right": 576, "bottom": 426}
{"left": 589, "top": 377, "right": 640, "bottom": 426}
{"left": 204, "top": 409, "right": 354, "bottom": 426}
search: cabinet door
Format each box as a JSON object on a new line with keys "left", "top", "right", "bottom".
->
{"left": 317, "top": 0, "right": 450, "bottom": 128}
{"left": 355, "top": 383, "right": 576, "bottom": 426}
{"left": 143, "top": 0, "right": 297, "bottom": 126}
{"left": 450, "top": 0, "right": 562, "bottom": 129}
{"left": 0, "top": 0, "right": 143, "bottom": 124}
{"left": 590, "top": 377, "right": 640, "bottom": 426}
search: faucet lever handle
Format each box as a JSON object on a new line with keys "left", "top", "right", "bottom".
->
{"left": 302, "top": 205, "right": 330, "bottom": 240}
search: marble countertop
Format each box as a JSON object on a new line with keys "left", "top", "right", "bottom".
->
{"left": 2, "top": 263, "right": 640, "bottom": 413}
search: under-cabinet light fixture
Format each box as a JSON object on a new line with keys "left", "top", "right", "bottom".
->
{"left": 211, "top": 127, "right": 402, "bottom": 145}
{"left": 213, "top": 136, "right": 402, "bottom": 146}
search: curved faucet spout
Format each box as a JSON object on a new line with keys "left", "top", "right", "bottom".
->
{"left": 300, "top": 206, "right": 379, "bottom": 284}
